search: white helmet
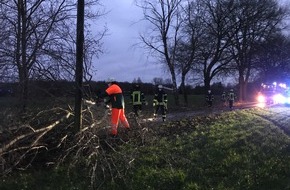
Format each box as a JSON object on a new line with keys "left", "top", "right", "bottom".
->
{"left": 106, "top": 77, "right": 115, "bottom": 83}
{"left": 158, "top": 85, "right": 163, "bottom": 89}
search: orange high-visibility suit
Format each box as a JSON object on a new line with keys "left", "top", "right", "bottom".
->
{"left": 105, "top": 83, "right": 130, "bottom": 136}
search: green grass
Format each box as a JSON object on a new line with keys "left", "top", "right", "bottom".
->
{"left": 0, "top": 166, "right": 90, "bottom": 190}
{"left": 118, "top": 109, "right": 290, "bottom": 190}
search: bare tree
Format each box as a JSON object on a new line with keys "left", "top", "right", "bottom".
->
{"left": 137, "top": 0, "right": 183, "bottom": 105}
{"left": 132, "top": 77, "right": 143, "bottom": 84}
{"left": 0, "top": 0, "right": 105, "bottom": 111}
{"left": 175, "top": 0, "right": 204, "bottom": 105}
{"left": 226, "top": 0, "right": 288, "bottom": 101}
{"left": 254, "top": 33, "right": 290, "bottom": 82}
{"left": 193, "top": 0, "right": 234, "bottom": 93}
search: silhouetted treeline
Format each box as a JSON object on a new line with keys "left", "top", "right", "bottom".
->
{"left": 0, "top": 80, "right": 158, "bottom": 98}
{"left": 0, "top": 80, "right": 260, "bottom": 99}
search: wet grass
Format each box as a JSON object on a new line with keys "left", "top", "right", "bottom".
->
{"left": 1, "top": 107, "right": 289, "bottom": 190}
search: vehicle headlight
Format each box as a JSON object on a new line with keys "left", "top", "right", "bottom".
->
{"left": 273, "top": 94, "right": 285, "bottom": 104}
{"left": 286, "top": 97, "right": 290, "bottom": 104}
{"left": 257, "top": 95, "right": 265, "bottom": 103}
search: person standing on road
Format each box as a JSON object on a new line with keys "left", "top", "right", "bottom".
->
{"left": 101, "top": 78, "right": 130, "bottom": 137}
{"left": 221, "top": 91, "right": 227, "bottom": 106}
{"left": 228, "top": 89, "right": 236, "bottom": 109}
{"left": 205, "top": 90, "right": 214, "bottom": 107}
{"left": 153, "top": 85, "right": 167, "bottom": 122}
{"left": 130, "top": 83, "right": 147, "bottom": 117}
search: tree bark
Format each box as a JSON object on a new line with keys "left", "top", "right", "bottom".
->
{"left": 74, "top": 0, "right": 85, "bottom": 133}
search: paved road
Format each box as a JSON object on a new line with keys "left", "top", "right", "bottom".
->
{"left": 147, "top": 101, "right": 259, "bottom": 122}
{"left": 142, "top": 102, "right": 290, "bottom": 138}
{"left": 147, "top": 102, "right": 290, "bottom": 122}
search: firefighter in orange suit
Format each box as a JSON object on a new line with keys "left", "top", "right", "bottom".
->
{"left": 103, "top": 78, "right": 130, "bottom": 137}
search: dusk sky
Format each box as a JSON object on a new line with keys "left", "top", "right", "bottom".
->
{"left": 94, "top": 0, "right": 165, "bottom": 83}
{"left": 93, "top": 0, "right": 289, "bottom": 84}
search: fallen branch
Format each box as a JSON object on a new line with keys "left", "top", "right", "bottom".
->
{"left": 0, "top": 111, "right": 72, "bottom": 156}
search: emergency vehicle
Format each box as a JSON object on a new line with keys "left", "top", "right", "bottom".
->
{"left": 257, "top": 82, "right": 288, "bottom": 105}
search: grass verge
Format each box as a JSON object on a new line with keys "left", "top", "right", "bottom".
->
{"left": 1, "top": 108, "right": 290, "bottom": 190}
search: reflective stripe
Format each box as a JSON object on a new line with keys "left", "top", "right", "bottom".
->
{"left": 132, "top": 91, "right": 141, "bottom": 105}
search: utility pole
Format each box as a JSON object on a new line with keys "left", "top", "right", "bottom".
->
{"left": 74, "top": 0, "right": 84, "bottom": 132}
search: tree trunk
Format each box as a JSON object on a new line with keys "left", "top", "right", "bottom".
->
{"left": 239, "top": 75, "right": 245, "bottom": 102}
{"left": 18, "top": 0, "right": 28, "bottom": 112}
{"left": 238, "top": 68, "right": 250, "bottom": 102}
{"left": 244, "top": 82, "right": 248, "bottom": 101}
{"left": 19, "top": 67, "right": 29, "bottom": 112}
{"left": 180, "top": 74, "right": 188, "bottom": 106}
{"left": 204, "top": 73, "right": 211, "bottom": 93}
{"left": 170, "top": 71, "right": 179, "bottom": 106}
{"left": 74, "top": 0, "right": 85, "bottom": 133}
